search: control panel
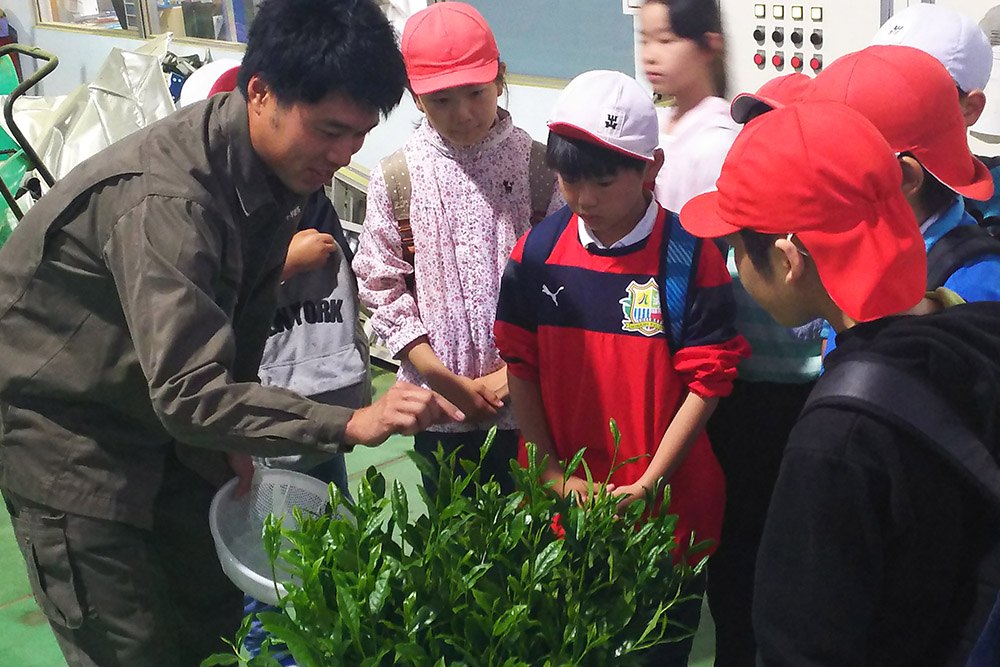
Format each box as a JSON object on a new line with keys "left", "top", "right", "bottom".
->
{"left": 721, "top": 1, "right": 887, "bottom": 97}
{"left": 751, "top": 4, "right": 826, "bottom": 74}
{"left": 722, "top": 1, "right": 999, "bottom": 100}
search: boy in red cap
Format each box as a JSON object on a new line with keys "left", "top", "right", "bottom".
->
{"left": 680, "top": 99, "right": 1000, "bottom": 665}
{"left": 701, "top": 70, "right": 823, "bottom": 666}
{"left": 495, "top": 69, "right": 749, "bottom": 665}
{"left": 808, "top": 46, "right": 1000, "bottom": 306}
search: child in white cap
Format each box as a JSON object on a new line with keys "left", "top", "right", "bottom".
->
{"left": 495, "top": 69, "right": 748, "bottom": 666}
{"left": 872, "top": 3, "right": 1000, "bottom": 231}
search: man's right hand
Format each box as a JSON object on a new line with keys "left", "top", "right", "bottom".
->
{"left": 344, "top": 382, "right": 464, "bottom": 446}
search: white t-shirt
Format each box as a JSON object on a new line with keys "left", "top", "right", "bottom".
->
{"left": 654, "top": 96, "right": 739, "bottom": 213}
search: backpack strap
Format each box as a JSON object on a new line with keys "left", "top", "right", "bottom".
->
{"left": 660, "top": 211, "right": 700, "bottom": 350}
{"left": 379, "top": 149, "right": 415, "bottom": 292}
{"left": 803, "top": 359, "right": 1000, "bottom": 510}
{"left": 520, "top": 205, "right": 573, "bottom": 271}
{"left": 528, "top": 140, "right": 556, "bottom": 225}
{"left": 926, "top": 224, "right": 1000, "bottom": 289}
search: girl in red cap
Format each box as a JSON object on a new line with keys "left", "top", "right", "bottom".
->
{"left": 353, "top": 2, "right": 559, "bottom": 496}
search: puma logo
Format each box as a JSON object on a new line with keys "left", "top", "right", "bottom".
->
{"left": 541, "top": 284, "right": 565, "bottom": 306}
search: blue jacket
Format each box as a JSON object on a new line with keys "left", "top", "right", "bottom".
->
{"left": 825, "top": 198, "right": 1000, "bottom": 357}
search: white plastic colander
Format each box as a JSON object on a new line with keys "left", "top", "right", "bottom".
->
{"left": 209, "top": 468, "right": 346, "bottom": 606}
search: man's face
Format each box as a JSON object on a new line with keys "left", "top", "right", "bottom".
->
{"left": 247, "top": 77, "right": 380, "bottom": 195}
{"left": 728, "top": 232, "right": 813, "bottom": 327}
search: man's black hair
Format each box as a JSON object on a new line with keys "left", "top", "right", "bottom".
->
{"left": 739, "top": 229, "right": 782, "bottom": 278}
{"left": 238, "top": 0, "right": 407, "bottom": 115}
{"left": 545, "top": 132, "right": 647, "bottom": 181}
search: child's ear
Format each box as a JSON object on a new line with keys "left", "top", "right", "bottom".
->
{"left": 494, "top": 62, "right": 507, "bottom": 97}
{"left": 961, "top": 89, "right": 987, "bottom": 127}
{"left": 703, "top": 32, "right": 724, "bottom": 56}
{"left": 411, "top": 90, "right": 425, "bottom": 113}
{"left": 645, "top": 148, "right": 665, "bottom": 185}
{"left": 773, "top": 236, "right": 807, "bottom": 285}
{"left": 898, "top": 154, "right": 925, "bottom": 202}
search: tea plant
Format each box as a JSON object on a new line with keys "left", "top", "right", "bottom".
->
{"left": 205, "top": 425, "right": 708, "bottom": 666}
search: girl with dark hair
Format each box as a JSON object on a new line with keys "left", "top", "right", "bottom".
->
{"left": 354, "top": 2, "right": 560, "bottom": 497}
{"left": 640, "top": 0, "right": 733, "bottom": 213}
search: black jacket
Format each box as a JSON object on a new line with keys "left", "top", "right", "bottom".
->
{"left": 754, "top": 302, "right": 1000, "bottom": 666}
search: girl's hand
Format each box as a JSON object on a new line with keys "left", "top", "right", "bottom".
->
{"left": 479, "top": 366, "right": 509, "bottom": 403}
{"left": 428, "top": 371, "right": 503, "bottom": 423}
{"left": 282, "top": 229, "right": 336, "bottom": 280}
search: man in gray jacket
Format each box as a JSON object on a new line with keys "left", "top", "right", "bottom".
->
{"left": 0, "top": 0, "right": 460, "bottom": 664}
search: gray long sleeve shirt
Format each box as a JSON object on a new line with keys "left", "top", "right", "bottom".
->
{"left": 0, "top": 92, "right": 355, "bottom": 528}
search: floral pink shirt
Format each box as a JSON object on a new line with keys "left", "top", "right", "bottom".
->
{"left": 353, "top": 110, "right": 561, "bottom": 432}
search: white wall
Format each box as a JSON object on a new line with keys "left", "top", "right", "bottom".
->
{"left": 3, "top": 0, "right": 41, "bottom": 80}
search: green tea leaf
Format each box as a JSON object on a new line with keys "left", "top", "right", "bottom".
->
{"left": 337, "top": 585, "right": 362, "bottom": 646}
{"left": 532, "top": 541, "right": 565, "bottom": 581}
{"left": 391, "top": 479, "right": 409, "bottom": 529}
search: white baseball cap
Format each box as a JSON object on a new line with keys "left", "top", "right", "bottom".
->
{"left": 972, "top": 45, "right": 1000, "bottom": 140}
{"left": 872, "top": 4, "right": 992, "bottom": 93}
{"left": 547, "top": 70, "right": 658, "bottom": 161}
{"left": 972, "top": 6, "right": 1000, "bottom": 140}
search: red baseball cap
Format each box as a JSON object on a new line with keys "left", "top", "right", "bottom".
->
{"left": 730, "top": 73, "right": 812, "bottom": 124}
{"left": 680, "top": 100, "right": 926, "bottom": 323}
{"left": 807, "top": 45, "right": 993, "bottom": 201}
{"left": 401, "top": 2, "right": 500, "bottom": 96}
{"left": 208, "top": 66, "right": 239, "bottom": 97}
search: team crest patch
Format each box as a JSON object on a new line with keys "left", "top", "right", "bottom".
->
{"left": 619, "top": 279, "right": 664, "bottom": 337}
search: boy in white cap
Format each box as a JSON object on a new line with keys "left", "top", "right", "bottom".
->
{"left": 494, "top": 70, "right": 749, "bottom": 665}
{"left": 872, "top": 3, "right": 993, "bottom": 126}
{"left": 872, "top": 3, "right": 1000, "bottom": 232}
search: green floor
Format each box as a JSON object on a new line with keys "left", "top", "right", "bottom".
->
{"left": 0, "top": 370, "right": 716, "bottom": 666}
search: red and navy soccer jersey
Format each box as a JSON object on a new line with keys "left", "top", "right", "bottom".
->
{"left": 495, "top": 203, "right": 749, "bottom": 556}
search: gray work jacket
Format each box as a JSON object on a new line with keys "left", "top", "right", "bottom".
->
{"left": 0, "top": 92, "right": 355, "bottom": 528}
